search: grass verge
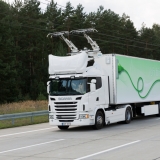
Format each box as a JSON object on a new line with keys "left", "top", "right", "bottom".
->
{"left": 0, "top": 115, "right": 49, "bottom": 129}
{"left": 0, "top": 101, "right": 48, "bottom": 129}
{"left": 0, "top": 100, "right": 48, "bottom": 114}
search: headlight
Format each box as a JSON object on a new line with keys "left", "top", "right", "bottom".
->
{"left": 79, "top": 114, "right": 89, "bottom": 119}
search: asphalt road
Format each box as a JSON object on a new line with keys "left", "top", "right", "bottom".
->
{"left": 0, "top": 115, "right": 160, "bottom": 160}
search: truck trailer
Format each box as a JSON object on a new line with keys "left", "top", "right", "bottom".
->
{"left": 47, "top": 29, "right": 160, "bottom": 130}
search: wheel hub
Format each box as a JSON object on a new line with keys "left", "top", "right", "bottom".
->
{"left": 126, "top": 110, "right": 131, "bottom": 120}
{"left": 97, "top": 115, "right": 103, "bottom": 125}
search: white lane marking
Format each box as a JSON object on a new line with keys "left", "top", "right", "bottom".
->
{"left": 75, "top": 140, "right": 141, "bottom": 160}
{"left": 0, "top": 139, "right": 64, "bottom": 154}
{"left": 0, "top": 127, "right": 56, "bottom": 138}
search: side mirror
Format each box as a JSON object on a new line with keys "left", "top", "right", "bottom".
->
{"left": 47, "top": 81, "right": 50, "bottom": 94}
{"left": 91, "top": 79, "right": 96, "bottom": 84}
{"left": 90, "top": 79, "right": 96, "bottom": 92}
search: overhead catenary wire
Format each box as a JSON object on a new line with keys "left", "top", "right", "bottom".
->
{"left": 42, "top": 0, "right": 155, "bottom": 37}
{"left": 0, "top": 19, "right": 159, "bottom": 52}
{"left": 44, "top": 0, "right": 66, "bottom": 8}
{"left": 0, "top": 10, "right": 159, "bottom": 49}
{"left": 0, "top": 20, "right": 159, "bottom": 60}
{"left": 7, "top": 0, "right": 157, "bottom": 39}
{"left": 95, "top": 32, "right": 160, "bottom": 48}
{"left": 0, "top": 21, "right": 54, "bottom": 32}
{"left": 69, "top": 33, "right": 156, "bottom": 51}
{"left": 0, "top": 13, "right": 160, "bottom": 47}
{"left": 2, "top": 0, "right": 157, "bottom": 40}
{"left": 1, "top": 1, "right": 160, "bottom": 50}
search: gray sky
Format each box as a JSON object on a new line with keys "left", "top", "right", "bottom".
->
{"left": 8, "top": 0, "right": 160, "bottom": 30}
{"left": 54, "top": 0, "right": 160, "bottom": 30}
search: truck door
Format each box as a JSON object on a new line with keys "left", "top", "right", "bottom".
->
{"left": 88, "top": 77, "right": 101, "bottom": 111}
{"left": 88, "top": 90, "right": 98, "bottom": 111}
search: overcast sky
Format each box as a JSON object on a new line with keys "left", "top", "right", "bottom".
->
{"left": 54, "top": 0, "right": 160, "bottom": 30}
{"left": 8, "top": 0, "right": 160, "bottom": 30}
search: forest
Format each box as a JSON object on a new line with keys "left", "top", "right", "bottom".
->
{"left": 1, "top": 0, "right": 160, "bottom": 104}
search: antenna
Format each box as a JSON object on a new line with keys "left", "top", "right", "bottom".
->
{"left": 70, "top": 28, "right": 100, "bottom": 52}
{"left": 47, "top": 31, "right": 79, "bottom": 53}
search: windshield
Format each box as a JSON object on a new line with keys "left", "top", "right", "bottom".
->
{"left": 49, "top": 78, "right": 87, "bottom": 96}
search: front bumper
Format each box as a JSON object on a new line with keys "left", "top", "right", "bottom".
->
{"left": 49, "top": 112, "right": 95, "bottom": 126}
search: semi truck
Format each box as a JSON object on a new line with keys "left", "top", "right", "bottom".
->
{"left": 47, "top": 29, "right": 160, "bottom": 130}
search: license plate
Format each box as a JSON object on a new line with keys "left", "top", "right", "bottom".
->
{"left": 62, "top": 122, "right": 71, "bottom": 126}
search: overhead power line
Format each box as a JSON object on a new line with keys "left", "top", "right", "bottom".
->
{"left": 96, "top": 32, "right": 160, "bottom": 48}
{"left": 0, "top": 10, "right": 158, "bottom": 48}
{"left": 1, "top": 20, "right": 160, "bottom": 53}
{"left": 69, "top": 34, "right": 156, "bottom": 51}
{"left": 0, "top": 17, "right": 160, "bottom": 50}
{"left": 0, "top": 21, "right": 53, "bottom": 32}
{"left": 44, "top": 0, "right": 66, "bottom": 8}
{"left": 1, "top": 0, "right": 157, "bottom": 39}
{"left": 1, "top": 1, "right": 160, "bottom": 48}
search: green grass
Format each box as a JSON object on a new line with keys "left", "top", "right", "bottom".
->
{"left": 0, "top": 100, "right": 48, "bottom": 114}
{"left": 0, "top": 101, "right": 49, "bottom": 129}
{"left": 0, "top": 115, "right": 49, "bottom": 129}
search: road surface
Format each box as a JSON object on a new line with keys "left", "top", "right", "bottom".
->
{"left": 0, "top": 115, "right": 160, "bottom": 160}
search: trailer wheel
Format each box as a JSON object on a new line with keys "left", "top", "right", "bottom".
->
{"left": 93, "top": 111, "right": 104, "bottom": 130}
{"left": 124, "top": 107, "right": 132, "bottom": 124}
{"left": 58, "top": 126, "right": 69, "bottom": 130}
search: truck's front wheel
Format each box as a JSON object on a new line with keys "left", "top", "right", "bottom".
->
{"left": 58, "top": 126, "right": 69, "bottom": 130}
{"left": 93, "top": 111, "right": 104, "bottom": 130}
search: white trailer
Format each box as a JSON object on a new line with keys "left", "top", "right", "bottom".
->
{"left": 47, "top": 29, "right": 160, "bottom": 130}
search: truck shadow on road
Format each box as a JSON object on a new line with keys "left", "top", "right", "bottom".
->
{"left": 54, "top": 123, "right": 126, "bottom": 132}
{"left": 54, "top": 115, "right": 159, "bottom": 132}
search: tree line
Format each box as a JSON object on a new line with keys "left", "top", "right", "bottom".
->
{"left": 1, "top": 0, "right": 160, "bottom": 103}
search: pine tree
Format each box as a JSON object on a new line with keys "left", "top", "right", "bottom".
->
{"left": 0, "top": 0, "right": 19, "bottom": 103}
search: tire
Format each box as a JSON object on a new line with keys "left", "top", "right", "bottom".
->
{"left": 156, "top": 103, "right": 160, "bottom": 117}
{"left": 92, "top": 111, "right": 104, "bottom": 130}
{"left": 58, "top": 126, "right": 69, "bottom": 130}
{"left": 124, "top": 107, "right": 132, "bottom": 124}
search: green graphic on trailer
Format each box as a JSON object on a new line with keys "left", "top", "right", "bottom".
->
{"left": 117, "top": 55, "right": 160, "bottom": 99}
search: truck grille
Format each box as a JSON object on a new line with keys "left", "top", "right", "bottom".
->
{"left": 54, "top": 101, "right": 78, "bottom": 120}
